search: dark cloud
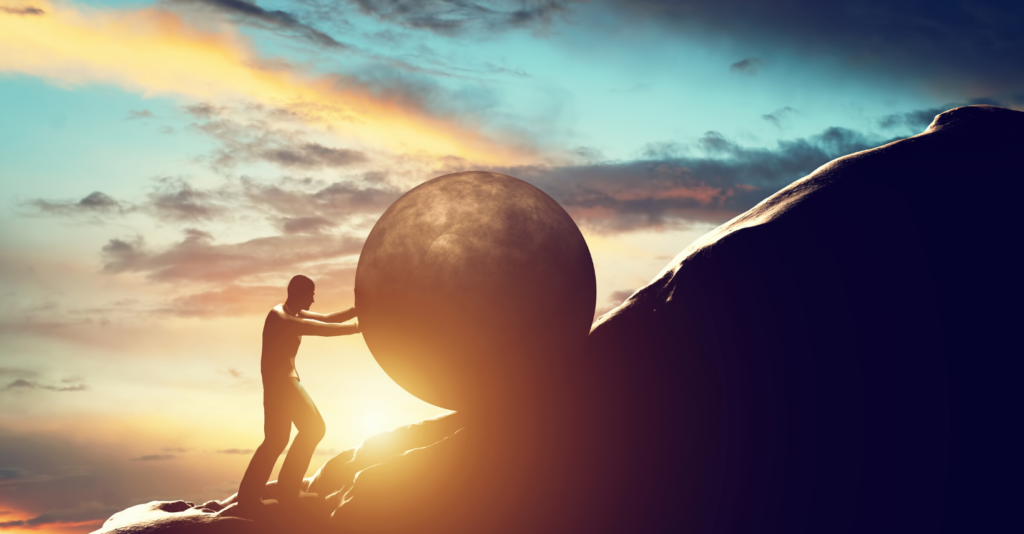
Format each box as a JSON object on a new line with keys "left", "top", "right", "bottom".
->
{"left": 609, "top": 1, "right": 1024, "bottom": 101}
{"left": 28, "top": 191, "right": 126, "bottom": 217}
{"left": 876, "top": 102, "right": 989, "bottom": 132}
{"left": 101, "top": 228, "right": 364, "bottom": 284}
{"left": 3, "top": 379, "right": 87, "bottom": 392}
{"left": 216, "top": 448, "right": 254, "bottom": 454}
{"left": 878, "top": 107, "right": 946, "bottom": 132}
{"left": 0, "top": 6, "right": 44, "bottom": 15}
{"left": 493, "top": 125, "right": 898, "bottom": 231}
{"left": 168, "top": 0, "right": 345, "bottom": 48}
{"left": 339, "top": 0, "right": 576, "bottom": 36}
{"left": 729, "top": 57, "right": 761, "bottom": 75}
{"left": 126, "top": 109, "right": 153, "bottom": 120}
{"left": 130, "top": 454, "right": 177, "bottom": 461}
{"left": 147, "top": 177, "right": 223, "bottom": 221}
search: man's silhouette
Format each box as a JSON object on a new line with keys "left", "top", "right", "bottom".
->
{"left": 237, "top": 275, "right": 359, "bottom": 507}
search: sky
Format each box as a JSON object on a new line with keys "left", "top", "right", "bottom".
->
{"left": 1, "top": 0, "right": 1022, "bottom": 531}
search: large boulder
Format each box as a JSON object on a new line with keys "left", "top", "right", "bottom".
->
{"left": 586, "top": 105, "right": 1023, "bottom": 532}
{"left": 355, "top": 171, "right": 596, "bottom": 411}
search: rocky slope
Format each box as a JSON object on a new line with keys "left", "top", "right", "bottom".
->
{"left": 95, "top": 105, "right": 1023, "bottom": 533}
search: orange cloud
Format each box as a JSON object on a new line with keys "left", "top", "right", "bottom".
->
{"left": 0, "top": 1, "right": 526, "bottom": 164}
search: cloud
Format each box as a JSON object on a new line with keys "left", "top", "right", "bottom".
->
{"left": 729, "top": 57, "right": 761, "bottom": 75}
{"left": 147, "top": 177, "right": 224, "bottom": 221}
{"left": 762, "top": 106, "right": 796, "bottom": 128}
{"left": 3, "top": 378, "right": 87, "bottom": 392}
{"left": 0, "top": 368, "right": 38, "bottom": 378}
{"left": 184, "top": 104, "right": 371, "bottom": 171}
{"left": 493, "top": 125, "right": 899, "bottom": 232}
{"left": 338, "top": 0, "right": 577, "bottom": 36}
{"left": 130, "top": 454, "right": 177, "bottom": 461}
{"left": 608, "top": 0, "right": 1024, "bottom": 102}
{"left": 168, "top": 0, "right": 345, "bottom": 49}
{"left": 215, "top": 448, "right": 253, "bottom": 455}
{"left": 608, "top": 289, "right": 633, "bottom": 304}
{"left": 240, "top": 177, "right": 402, "bottom": 220}
{"left": 878, "top": 107, "right": 946, "bottom": 132}
{"left": 101, "top": 228, "right": 364, "bottom": 284}
{"left": 1, "top": 6, "right": 44, "bottom": 15}
{"left": 0, "top": 0, "right": 526, "bottom": 164}
{"left": 0, "top": 429, "right": 242, "bottom": 533}
{"left": 282, "top": 216, "right": 335, "bottom": 234}
{"left": 0, "top": 502, "right": 113, "bottom": 530}
{"left": 126, "top": 109, "right": 153, "bottom": 120}
{"left": 28, "top": 191, "right": 127, "bottom": 218}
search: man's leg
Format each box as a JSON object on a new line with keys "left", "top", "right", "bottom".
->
{"left": 237, "top": 383, "right": 292, "bottom": 503}
{"left": 276, "top": 378, "right": 326, "bottom": 500}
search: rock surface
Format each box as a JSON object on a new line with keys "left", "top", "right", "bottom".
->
{"left": 586, "top": 105, "right": 1023, "bottom": 532}
{"left": 96, "top": 106, "right": 1022, "bottom": 533}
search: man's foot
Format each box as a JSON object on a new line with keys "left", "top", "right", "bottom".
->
{"left": 276, "top": 491, "right": 320, "bottom": 506}
{"left": 215, "top": 498, "right": 277, "bottom": 519}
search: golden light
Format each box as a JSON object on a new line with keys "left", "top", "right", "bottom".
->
{"left": 0, "top": 0, "right": 530, "bottom": 164}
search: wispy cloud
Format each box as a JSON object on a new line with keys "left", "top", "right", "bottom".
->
{"left": 762, "top": 106, "right": 796, "bottom": 128}
{"left": 101, "top": 228, "right": 364, "bottom": 284}
{"left": 0, "top": 0, "right": 528, "bottom": 163}
{"left": 130, "top": 454, "right": 177, "bottom": 461}
{"left": 729, "top": 57, "right": 761, "bottom": 75}
{"left": 0, "top": 6, "right": 44, "bottom": 16}
{"left": 215, "top": 448, "right": 253, "bottom": 454}
{"left": 184, "top": 103, "right": 370, "bottom": 172}
{"left": 125, "top": 109, "right": 153, "bottom": 120}
{"left": 3, "top": 378, "right": 87, "bottom": 392}
{"left": 337, "top": 0, "right": 578, "bottom": 36}
{"left": 168, "top": 0, "right": 346, "bottom": 49}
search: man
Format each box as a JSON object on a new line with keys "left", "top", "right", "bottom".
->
{"left": 236, "top": 274, "right": 360, "bottom": 507}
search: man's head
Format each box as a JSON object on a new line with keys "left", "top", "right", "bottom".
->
{"left": 287, "top": 275, "right": 315, "bottom": 311}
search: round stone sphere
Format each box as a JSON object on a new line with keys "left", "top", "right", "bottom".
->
{"left": 355, "top": 171, "right": 596, "bottom": 411}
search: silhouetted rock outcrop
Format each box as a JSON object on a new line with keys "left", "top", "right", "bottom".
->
{"left": 96, "top": 106, "right": 1022, "bottom": 533}
{"left": 586, "top": 105, "right": 1023, "bottom": 532}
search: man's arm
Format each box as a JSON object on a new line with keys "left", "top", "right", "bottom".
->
{"left": 284, "top": 314, "right": 360, "bottom": 337}
{"left": 298, "top": 306, "right": 357, "bottom": 324}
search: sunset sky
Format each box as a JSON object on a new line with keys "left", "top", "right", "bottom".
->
{"left": 1, "top": 0, "right": 1022, "bottom": 531}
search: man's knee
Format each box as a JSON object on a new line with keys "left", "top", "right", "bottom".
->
{"left": 303, "top": 417, "right": 326, "bottom": 443}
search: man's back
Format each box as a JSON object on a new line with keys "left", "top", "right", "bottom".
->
{"left": 261, "top": 305, "right": 302, "bottom": 382}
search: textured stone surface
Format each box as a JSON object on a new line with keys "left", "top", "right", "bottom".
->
{"left": 355, "top": 171, "right": 596, "bottom": 411}
{"left": 586, "top": 105, "right": 1024, "bottom": 532}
